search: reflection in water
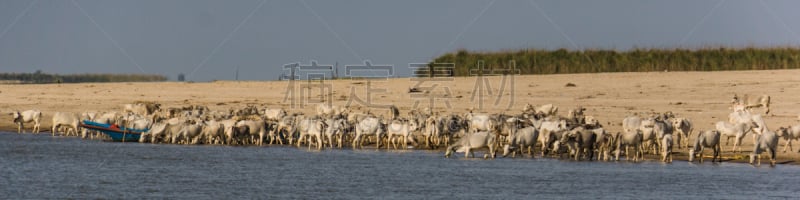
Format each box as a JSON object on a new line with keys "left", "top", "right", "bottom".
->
{"left": 0, "top": 133, "right": 796, "bottom": 199}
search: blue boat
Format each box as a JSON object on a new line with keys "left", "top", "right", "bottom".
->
{"left": 79, "top": 120, "right": 148, "bottom": 142}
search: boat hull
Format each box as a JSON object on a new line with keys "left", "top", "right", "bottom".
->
{"left": 79, "top": 120, "right": 147, "bottom": 142}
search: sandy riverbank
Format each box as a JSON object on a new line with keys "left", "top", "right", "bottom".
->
{"left": 2, "top": 69, "right": 800, "bottom": 164}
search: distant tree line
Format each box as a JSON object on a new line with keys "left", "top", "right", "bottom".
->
{"left": 424, "top": 47, "right": 800, "bottom": 76}
{"left": 0, "top": 70, "right": 168, "bottom": 84}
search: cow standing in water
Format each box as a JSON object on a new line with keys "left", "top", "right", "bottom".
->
{"left": 11, "top": 110, "right": 42, "bottom": 133}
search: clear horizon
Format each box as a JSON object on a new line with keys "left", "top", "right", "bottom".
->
{"left": 1, "top": 0, "right": 798, "bottom": 81}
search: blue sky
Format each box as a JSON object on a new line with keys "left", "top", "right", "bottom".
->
{"left": 0, "top": 0, "right": 798, "bottom": 81}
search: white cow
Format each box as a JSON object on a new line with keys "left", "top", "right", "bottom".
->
{"left": 715, "top": 121, "right": 754, "bottom": 154}
{"left": 386, "top": 119, "right": 418, "bottom": 149}
{"left": 445, "top": 131, "right": 497, "bottom": 159}
{"left": 219, "top": 119, "right": 241, "bottom": 145}
{"left": 236, "top": 120, "right": 269, "bottom": 146}
{"left": 141, "top": 122, "right": 165, "bottom": 143}
{"left": 731, "top": 94, "right": 770, "bottom": 114}
{"left": 535, "top": 104, "right": 559, "bottom": 117}
{"left": 93, "top": 112, "right": 120, "bottom": 124}
{"left": 557, "top": 127, "right": 597, "bottom": 161}
{"left": 11, "top": 110, "right": 42, "bottom": 133}
{"left": 731, "top": 104, "right": 746, "bottom": 112}
{"left": 750, "top": 129, "right": 779, "bottom": 167}
{"left": 178, "top": 123, "right": 204, "bottom": 145}
{"left": 123, "top": 103, "right": 160, "bottom": 116}
{"left": 273, "top": 116, "right": 296, "bottom": 145}
{"left": 324, "top": 118, "right": 348, "bottom": 148}
{"left": 464, "top": 113, "right": 497, "bottom": 134}
{"left": 427, "top": 115, "right": 463, "bottom": 148}
{"left": 81, "top": 112, "right": 121, "bottom": 139}
{"left": 128, "top": 118, "right": 152, "bottom": 130}
{"left": 652, "top": 118, "right": 673, "bottom": 152}
{"left": 671, "top": 117, "right": 692, "bottom": 149}
{"left": 750, "top": 114, "right": 769, "bottom": 135}
{"left": 81, "top": 111, "right": 98, "bottom": 122}
{"left": 444, "top": 115, "right": 467, "bottom": 142}
{"left": 503, "top": 125, "right": 539, "bottom": 158}
{"left": 728, "top": 110, "right": 754, "bottom": 124}
{"left": 522, "top": 103, "right": 535, "bottom": 114}
{"left": 622, "top": 116, "right": 641, "bottom": 137}
{"left": 522, "top": 103, "right": 558, "bottom": 117}
{"left": 123, "top": 104, "right": 148, "bottom": 115}
{"left": 423, "top": 115, "right": 441, "bottom": 148}
{"left": 584, "top": 115, "right": 600, "bottom": 127}
{"left": 316, "top": 104, "right": 336, "bottom": 118}
{"left": 296, "top": 117, "right": 327, "bottom": 150}
{"left": 51, "top": 112, "right": 80, "bottom": 136}
{"left": 352, "top": 117, "right": 384, "bottom": 149}
{"left": 538, "top": 119, "right": 567, "bottom": 155}
{"left": 596, "top": 130, "right": 616, "bottom": 161}
{"left": 262, "top": 108, "right": 287, "bottom": 122}
{"left": 776, "top": 125, "right": 800, "bottom": 153}
{"left": 615, "top": 130, "right": 643, "bottom": 162}
{"left": 567, "top": 106, "right": 586, "bottom": 124}
{"left": 729, "top": 111, "right": 768, "bottom": 144}
{"left": 661, "top": 134, "right": 673, "bottom": 163}
{"left": 143, "top": 118, "right": 185, "bottom": 144}
{"left": 201, "top": 120, "right": 225, "bottom": 145}
{"left": 689, "top": 130, "right": 722, "bottom": 163}
{"left": 638, "top": 118, "right": 658, "bottom": 154}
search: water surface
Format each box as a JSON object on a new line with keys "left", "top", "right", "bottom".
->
{"left": 0, "top": 133, "right": 796, "bottom": 199}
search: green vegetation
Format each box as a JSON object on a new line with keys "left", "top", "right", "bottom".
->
{"left": 426, "top": 47, "right": 800, "bottom": 76}
{"left": 0, "top": 70, "right": 167, "bottom": 84}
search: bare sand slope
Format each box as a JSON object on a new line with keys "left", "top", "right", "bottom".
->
{"left": 1, "top": 69, "right": 800, "bottom": 163}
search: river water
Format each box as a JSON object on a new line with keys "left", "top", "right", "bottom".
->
{"left": 0, "top": 132, "right": 797, "bottom": 199}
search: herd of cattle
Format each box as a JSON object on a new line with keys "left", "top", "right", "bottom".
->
{"left": 8, "top": 94, "right": 800, "bottom": 166}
